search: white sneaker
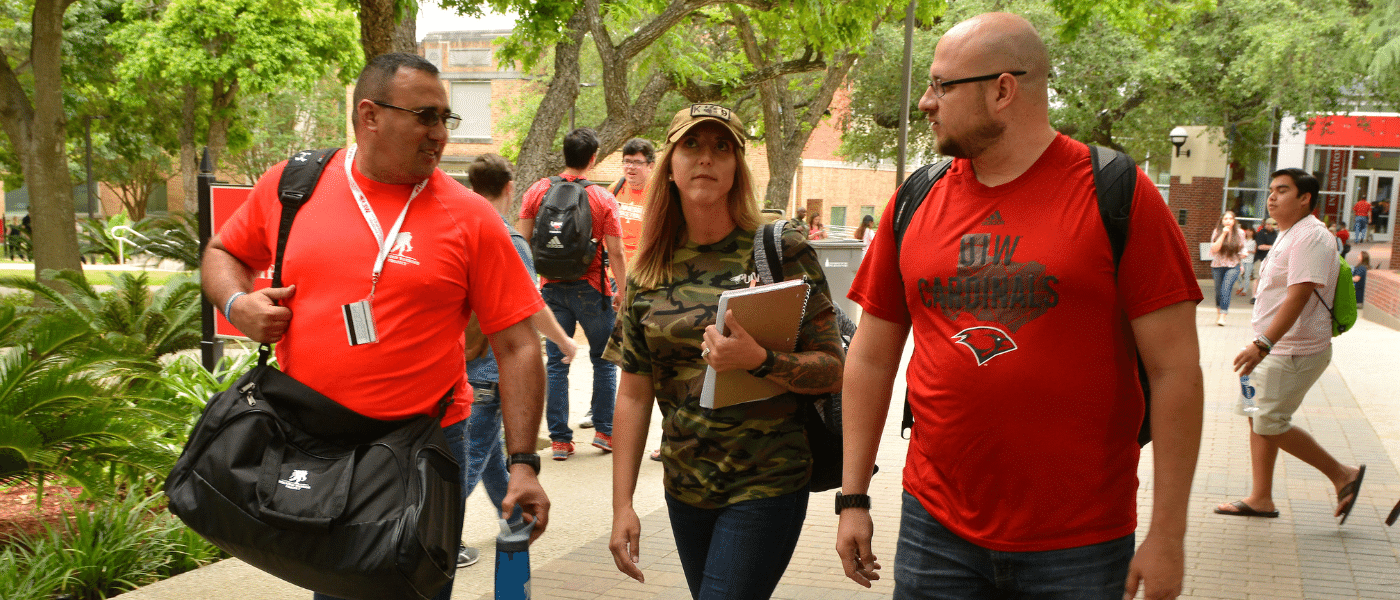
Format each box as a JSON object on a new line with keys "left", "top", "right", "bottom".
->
{"left": 579, "top": 409, "right": 594, "bottom": 429}
{"left": 1216, "top": 313, "right": 1226, "bottom": 326}
{"left": 458, "top": 544, "right": 479, "bottom": 568}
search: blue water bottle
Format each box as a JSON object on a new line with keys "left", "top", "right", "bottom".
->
{"left": 1240, "top": 375, "right": 1259, "bottom": 414}
{"left": 495, "top": 518, "right": 534, "bottom": 600}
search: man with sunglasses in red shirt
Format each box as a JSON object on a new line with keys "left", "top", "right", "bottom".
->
{"left": 203, "top": 53, "right": 551, "bottom": 600}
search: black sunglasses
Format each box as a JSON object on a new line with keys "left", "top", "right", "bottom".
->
{"left": 929, "top": 71, "right": 1028, "bottom": 98}
{"left": 372, "top": 100, "right": 462, "bottom": 130}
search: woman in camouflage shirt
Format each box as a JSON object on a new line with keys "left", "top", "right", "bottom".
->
{"left": 604, "top": 105, "right": 844, "bottom": 599}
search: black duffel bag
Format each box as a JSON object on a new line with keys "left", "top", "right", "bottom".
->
{"left": 165, "top": 346, "right": 462, "bottom": 600}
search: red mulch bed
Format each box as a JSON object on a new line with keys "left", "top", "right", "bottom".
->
{"left": 0, "top": 483, "right": 88, "bottom": 545}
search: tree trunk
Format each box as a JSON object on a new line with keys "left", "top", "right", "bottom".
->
{"left": 510, "top": 7, "right": 590, "bottom": 217}
{"left": 3, "top": 0, "right": 84, "bottom": 282}
{"left": 206, "top": 78, "right": 240, "bottom": 183}
{"left": 359, "top": 0, "right": 417, "bottom": 59}
{"left": 179, "top": 84, "right": 199, "bottom": 214}
{"left": 760, "top": 54, "right": 855, "bottom": 208}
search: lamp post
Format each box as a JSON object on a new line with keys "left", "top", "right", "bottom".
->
{"left": 1169, "top": 126, "right": 1191, "bottom": 158}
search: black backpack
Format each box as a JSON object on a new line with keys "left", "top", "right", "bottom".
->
{"left": 532, "top": 175, "right": 599, "bottom": 281}
{"left": 891, "top": 145, "right": 1154, "bottom": 447}
{"left": 752, "top": 221, "right": 870, "bottom": 492}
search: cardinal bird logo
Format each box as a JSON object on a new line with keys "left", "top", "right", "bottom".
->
{"left": 951, "top": 326, "right": 1018, "bottom": 366}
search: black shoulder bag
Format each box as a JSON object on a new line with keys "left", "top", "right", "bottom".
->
{"left": 166, "top": 148, "right": 463, "bottom": 600}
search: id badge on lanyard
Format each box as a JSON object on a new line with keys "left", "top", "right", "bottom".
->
{"left": 340, "top": 144, "right": 428, "bottom": 346}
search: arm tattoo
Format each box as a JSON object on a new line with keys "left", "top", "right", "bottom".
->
{"left": 765, "top": 305, "right": 843, "bottom": 394}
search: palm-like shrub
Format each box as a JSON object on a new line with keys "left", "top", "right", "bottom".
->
{"left": 136, "top": 213, "right": 201, "bottom": 270}
{"left": 3, "top": 269, "right": 202, "bottom": 364}
{"left": 0, "top": 271, "right": 202, "bottom": 503}
{"left": 0, "top": 310, "right": 163, "bottom": 503}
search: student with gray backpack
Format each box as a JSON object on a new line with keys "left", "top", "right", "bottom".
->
{"left": 834, "top": 13, "right": 1203, "bottom": 600}
{"left": 518, "top": 127, "right": 627, "bottom": 461}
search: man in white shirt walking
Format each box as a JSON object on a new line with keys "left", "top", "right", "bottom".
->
{"left": 1215, "top": 167, "right": 1365, "bottom": 523}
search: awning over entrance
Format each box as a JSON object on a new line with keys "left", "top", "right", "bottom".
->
{"left": 1307, "top": 116, "right": 1400, "bottom": 148}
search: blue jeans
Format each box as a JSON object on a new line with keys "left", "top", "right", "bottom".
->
{"left": 1353, "top": 215, "right": 1369, "bottom": 242}
{"left": 313, "top": 419, "right": 468, "bottom": 600}
{"left": 893, "top": 491, "right": 1134, "bottom": 600}
{"left": 466, "top": 381, "right": 521, "bottom": 522}
{"left": 665, "top": 488, "right": 809, "bottom": 600}
{"left": 542, "top": 280, "right": 617, "bottom": 440}
{"left": 1211, "top": 265, "right": 1240, "bottom": 312}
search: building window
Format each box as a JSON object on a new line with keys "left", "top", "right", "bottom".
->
{"left": 426, "top": 47, "right": 442, "bottom": 69}
{"left": 450, "top": 81, "right": 491, "bottom": 141}
{"left": 831, "top": 206, "right": 846, "bottom": 228}
{"left": 1177, "top": 209, "right": 1188, "bottom": 226}
{"left": 860, "top": 205, "right": 876, "bottom": 219}
{"left": 449, "top": 48, "right": 492, "bottom": 67}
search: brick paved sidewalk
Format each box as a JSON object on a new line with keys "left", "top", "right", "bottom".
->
{"left": 472, "top": 305, "right": 1400, "bottom": 600}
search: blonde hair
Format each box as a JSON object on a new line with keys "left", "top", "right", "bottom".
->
{"left": 630, "top": 130, "right": 762, "bottom": 289}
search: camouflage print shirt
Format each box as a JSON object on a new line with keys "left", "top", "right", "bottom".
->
{"left": 603, "top": 223, "right": 837, "bottom": 508}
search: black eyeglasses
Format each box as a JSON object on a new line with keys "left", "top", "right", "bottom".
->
{"left": 372, "top": 100, "right": 462, "bottom": 130}
{"left": 928, "top": 71, "right": 1027, "bottom": 98}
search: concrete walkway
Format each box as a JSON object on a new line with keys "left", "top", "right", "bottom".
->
{"left": 118, "top": 296, "right": 1400, "bottom": 599}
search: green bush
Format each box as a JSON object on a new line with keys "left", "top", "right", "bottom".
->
{"left": 0, "top": 542, "right": 75, "bottom": 600}
{"left": 0, "top": 491, "right": 226, "bottom": 600}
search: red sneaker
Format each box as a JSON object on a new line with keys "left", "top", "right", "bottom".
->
{"left": 551, "top": 441, "right": 575, "bottom": 461}
{"left": 592, "top": 433, "right": 613, "bottom": 453}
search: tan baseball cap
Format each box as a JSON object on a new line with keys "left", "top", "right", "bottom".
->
{"left": 666, "top": 104, "right": 746, "bottom": 151}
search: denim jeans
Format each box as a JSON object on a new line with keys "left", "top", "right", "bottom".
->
{"left": 465, "top": 381, "right": 521, "bottom": 522}
{"left": 542, "top": 280, "right": 617, "bottom": 440}
{"left": 1211, "top": 265, "right": 1240, "bottom": 312}
{"left": 665, "top": 488, "right": 809, "bottom": 600}
{"left": 1353, "top": 215, "right": 1369, "bottom": 243}
{"left": 893, "top": 491, "right": 1134, "bottom": 600}
{"left": 313, "top": 419, "right": 468, "bottom": 600}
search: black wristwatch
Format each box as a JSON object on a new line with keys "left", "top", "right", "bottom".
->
{"left": 748, "top": 349, "right": 777, "bottom": 378}
{"left": 835, "top": 492, "right": 871, "bottom": 514}
{"left": 508, "top": 453, "right": 540, "bottom": 475}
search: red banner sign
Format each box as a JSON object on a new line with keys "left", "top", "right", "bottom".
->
{"left": 210, "top": 185, "right": 270, "bottom": 339}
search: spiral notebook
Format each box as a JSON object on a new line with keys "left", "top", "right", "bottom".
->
{"left": 700, "top": 279, "right": 810, "bottom": 409}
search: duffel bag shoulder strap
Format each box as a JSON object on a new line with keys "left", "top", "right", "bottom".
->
{"left": 261, "top": 148, "right": 337, "bottom": 365}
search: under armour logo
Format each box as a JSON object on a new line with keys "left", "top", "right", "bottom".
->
{"left": 293, "top": 151, "right": 311, "bottom": 163}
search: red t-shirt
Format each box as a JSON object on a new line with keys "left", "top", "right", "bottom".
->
{"left": 519, "top": 174, "right": 624, "bottom": 296}
{"left": 615, "top": 185, "right": 646, "bottom": 256}
{"left": 1353, "top": 200, "right": 1371, "bottom": 217}
{"left": 218, "top": 150, "right": 544, "bottom": 426}
{"left": 849, "top": 134, "right": 1202, "bottom": 552}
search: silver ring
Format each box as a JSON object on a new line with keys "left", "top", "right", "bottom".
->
{"left": 701, "top": 347, "right": 711, "bottom": 359}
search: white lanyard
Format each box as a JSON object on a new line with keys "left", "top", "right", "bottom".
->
{"left": 343, "top": 144, "right": 427, "bottom": 298}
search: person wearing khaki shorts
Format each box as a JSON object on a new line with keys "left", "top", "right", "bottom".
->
{"left": 1215, "top": 168, "right": 1365, "bottom": 524}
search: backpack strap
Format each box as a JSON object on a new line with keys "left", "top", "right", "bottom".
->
{"left": 754, "top": 220, "right": 787, "bottom": 285}
{"left": 1088, "top": 145, "right": 1155, "bottom": 447}
{"left": 1089, "top": 145, "right": 1135, "bottom": 272}
{"left": 610, "top": 178, "right": 626, "bottom": 195}
{"left": 893, "top": 160, "right": 952, "bottom": 439}
{"left": 262, "top": 147, "right": 337, "bottom": 364}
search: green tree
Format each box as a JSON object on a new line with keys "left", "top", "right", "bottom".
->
{"left": 224, "top": 76, "right": 350, "bottom": 184}
{"left": 0, "top": 0, "right": 85, "bottom": 281}
{"left": 840, "top": 0, "right": 1382, "bottom": 167}
{"left": 112, "top": 0, "right": 361, "bottom": 213}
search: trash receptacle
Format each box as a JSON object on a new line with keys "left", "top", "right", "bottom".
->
{"left": 808, "top": 239, "right": 865, "bottom": 318}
